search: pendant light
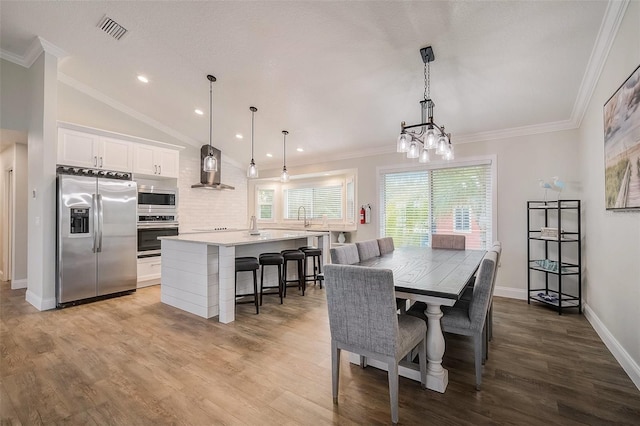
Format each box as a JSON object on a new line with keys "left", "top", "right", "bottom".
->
{"left": 280, "top": 130, "right": 289, "bottom": 183}
{"left": 396, "top": 46, "right": 453, "bottom": 161}
{"left": 203, "top": 74, "right": 218, "bottom": 172}
{"left": 247, "top": 106, "right": 258, "bottom": 178}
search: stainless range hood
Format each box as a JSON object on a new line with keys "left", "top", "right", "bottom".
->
{"left": 191, "top": 145, "right": 235, "bottom": 190}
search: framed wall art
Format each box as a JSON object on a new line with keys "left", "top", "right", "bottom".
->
{"left": 604, "top": 64, "right": 640, "bottom": 210}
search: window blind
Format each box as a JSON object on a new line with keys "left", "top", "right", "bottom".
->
{"left": 380, "top": 162, "right": 492, "bottom": 249}
{"left": 284, "top": 185, "right": 343, "bottom": 220}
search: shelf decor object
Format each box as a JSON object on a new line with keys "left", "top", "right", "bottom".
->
{"left": 604, "top": 64, "right": 640, "bottom": 210}
{"left": 396, "top": 45, "right": 454, "bottom": 163}
{"left": 527, "top": 200, "right": 582, "bottom": 314}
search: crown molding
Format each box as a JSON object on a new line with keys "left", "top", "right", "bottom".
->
{"left": 452, "top": 119, "right": 577, "bottom": 145}
{"left": 58, "top": 72, "right": 201, "bottom": 149}
{"left": 0, "top": 36, "right": 67, "bottom": 68}
{"left": 569, "top": 0, "right": 630, "bottom": 127}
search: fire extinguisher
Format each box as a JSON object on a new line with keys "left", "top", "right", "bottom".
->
{"left": 360, "top": 205, "right": 366, "bottom": 224}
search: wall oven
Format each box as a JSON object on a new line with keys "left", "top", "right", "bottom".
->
{"left": 137, "top": 214, "right": 179, "bottom": 258}
{"left": 138, "top": 185, "right": 178, "bottom": 212}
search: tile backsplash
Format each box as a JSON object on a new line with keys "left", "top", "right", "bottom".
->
{"left": 177, "top": 154, "right": 248, "bottom": 232}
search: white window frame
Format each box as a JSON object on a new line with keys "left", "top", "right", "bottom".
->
{"left": 282, "top": 179, "right": 345, "bottom": 222}
{"left": 453, "top": 206, "right": 472, "bottom": 233}
{"left": 255, "top": 185, "right": 277, "bottom": 223}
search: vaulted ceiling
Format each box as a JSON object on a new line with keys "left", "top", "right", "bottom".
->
{"left": 0, "top": 1, "right": 619, "bottom": 167}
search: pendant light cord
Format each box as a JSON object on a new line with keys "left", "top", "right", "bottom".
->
{"left": 251, "top": 109, "right": 255, "bottom": 161}
{"left": 209, "top": 79, "right": 213, "bottom": 152}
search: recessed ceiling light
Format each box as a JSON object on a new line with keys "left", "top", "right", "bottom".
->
{"left": 137, "top": 75, "right": 149, "bottom": 83}
{"left": 266, "top": 153, "right": 273, "bottom": 157}
{"left": 296, "top": 148, "right": 304, "bottom": 152}
{"left": 194, "top": 109, "right": 204, "bottom": 115}
{"left": 235, "top": 134, "right": 243, "bottom": 139}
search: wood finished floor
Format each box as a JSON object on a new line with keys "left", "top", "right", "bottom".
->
{"left": 1, "top": 281, "right": 639, "bottom": 425}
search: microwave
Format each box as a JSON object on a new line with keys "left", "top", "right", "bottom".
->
{"left": 137, "top": 185, "right": 178, "bottom": 213}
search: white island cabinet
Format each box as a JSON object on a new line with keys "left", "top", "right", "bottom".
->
{"left": 159, "top": 230, "right": 329, "bottom": 323}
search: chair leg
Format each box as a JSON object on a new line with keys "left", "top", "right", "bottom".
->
{"left": 282, "top": 261, "right": 288, "bottom": 298}
{"left": 488, "top": 305, "right": 494, "bottom": 341}
{"left": 419, "top": 338, "right": 427, "bottom": 390}
{"left": 474, "top": 333, "right": 483, "bottom": 390}
{"left": 331, "top": 342, "right": 340, "bottom": 404}
{"left": 359, "top": 355, "right": 367, "bottom": 368}
{"left": 388, "top": 361, "right": 399, "bottom": 424}
{"left": 299, "top": 259, "right": 305, "bottom": 296}
{"left": 317, "top": 256, "right": 323, "bottom": 288}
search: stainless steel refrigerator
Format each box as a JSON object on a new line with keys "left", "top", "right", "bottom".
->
{"left": 56, "top": 167, "right": 137, "bottom": 306}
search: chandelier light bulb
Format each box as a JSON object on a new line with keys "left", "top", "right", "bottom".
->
{"left": 203, "top": 153, "right": 217, "bottom": 172}
{"left": 435, "top": 135, "right": 448, "bottom": 155}
{"left": 397, "top": 133, "right": 409, "bottom": 153}
{"left": 425, "top": 128, "right": 437, "bottom": 149}
{"left": 407, "top": 141, "right": 420, "bottom": 159}
{"left": 419, "top": 147, "right": 430, "bottom": 163}
{"left": 280, "top": 167, "right": 289, "bottom": 183}
{"left": 247, "top": 160, "right": 258, "bottom": 178}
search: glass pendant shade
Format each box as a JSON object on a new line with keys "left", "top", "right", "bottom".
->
{"left": 435, "top": 135, "right": 448, "bottom": 155}
{"left": 203, "top": 153, "right": 217, "bottom": 172}
{"left": 396, "top": 133, "right": 409, "bottom": 153}
{"left": 280, "top": 167, "right": 289, "bottom": 183}
{"left": 407, "top": 141, "right": 419, "bottom": 159}
{"left": 443, "top": 143, "right": 454, "bottom": 160}
{"left": 425, "top": 128, "right": 437, "bottom": 149}
{"left": 418, "top": 147, "right": 430, "bottom": 163}
{"left": 247, "top": 160, "right": 258, "bottom": 178}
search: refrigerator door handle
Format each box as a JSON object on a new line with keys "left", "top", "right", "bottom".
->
{"left": 92, "top": 194, "right": 98, "bottom": 253}
{"left": 97, "top": 194, "right": 104, "bottom": 253}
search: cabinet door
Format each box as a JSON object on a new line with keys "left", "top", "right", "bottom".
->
{"left": 57, "top": 128, "right": 99, "bottom": 168}
{"left": 133, "top": 144, "right": 158, "bottom": 176}
{"left": 100, "top": 137, "right": 132, "bottom": 172}
{"left": 156, "top": 148, "right": 179, "bottom": 178}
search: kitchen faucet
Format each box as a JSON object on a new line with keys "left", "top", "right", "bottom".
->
{"left": 297, "top": 206, "right": 310, "bottom": 227}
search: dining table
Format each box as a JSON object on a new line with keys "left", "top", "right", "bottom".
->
{"left": 352, "top": 246, "right": 486, "bottom": 393}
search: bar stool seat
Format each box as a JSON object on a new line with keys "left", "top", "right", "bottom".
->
{"left": 281, "top": 249, "right": 306, "bottom": 297}
{"left": 235, "top": 256, "right": 259, "bottom": 314}
{"left": 259, "top": 253, "right": 284, "bottom": 305}
{"left": 299, "top": 246, "right": 323, "bottom": 288}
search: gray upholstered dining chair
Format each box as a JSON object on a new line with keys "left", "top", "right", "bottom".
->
{"left": 431, "top": 233, "right": 466, "bottom": 249}
{"left": 355, "top": 239, "right": 381, "bottom": 261}
{"left": 329, "top": 244, "right": 360, "bottom": 265}
{"left": 440, "top": 250, "right": 497, "bottom": 390}
{"left": 377, "top": 237, "right": 395, "bottom": 255}
{"left": 486, "top": 242, "right": 502, "bottom": 343}
{"left": 324, "top": 264, "right": 427, "bottom": 425}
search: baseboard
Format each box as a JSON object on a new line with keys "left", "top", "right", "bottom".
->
{"left": 584, "top": 303, "right": 640, "bottom": 391}
{"left": 11, "top": 278, "right": 27, "bottom": 289}
{"left": 495, "top": 285, "right": 527, "bottom": 300}
{"left": 25, "top": 289, "right": 57, "bottom": 311}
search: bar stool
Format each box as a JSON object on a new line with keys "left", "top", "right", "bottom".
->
{"left": 281, "top": 249, "right": 306, "bottom": 297}
{"left": 259, "top": 253, "right": 284, "bottom": 305}
{"left": 299, "top": 246, "right": 323, "bottom": 289}
{"left": 235, "top": 256, "right": 259, "bottom": 314}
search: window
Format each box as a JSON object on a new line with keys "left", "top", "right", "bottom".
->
{"left": 284, "top": 184, "right": 343, "bottom": 220}
{"left": 453, "top": 207, "right": 471, "bottom": 232}
{"left": 257, "top": 188, "right": 275, "bottom": 221}
{"left": 380, "top": 160, "right": 493, "bottom": 250}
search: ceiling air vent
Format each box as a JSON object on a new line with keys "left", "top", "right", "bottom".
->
{"left": 97, "top": 16, "right": 128, "bottom": 40}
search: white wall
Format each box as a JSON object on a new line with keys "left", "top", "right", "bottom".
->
{"left": 177, "top": 147, "right": 248, "bottom": 232}
{"left": 0, "top": 59, "right": 29, "bottom": 131}
{"left": 13, "top": 143, "right": 28, "bottom": 287}
{"left": 578, "top": 1, "right": 640, "bottom": 388}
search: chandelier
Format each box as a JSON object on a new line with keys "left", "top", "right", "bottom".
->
{"left": 397, "top": 46, "right": 454, "bottom": 162}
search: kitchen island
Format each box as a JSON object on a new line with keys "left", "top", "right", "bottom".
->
{"left": 159, "top": 229, "right": 329, "bottom": 323}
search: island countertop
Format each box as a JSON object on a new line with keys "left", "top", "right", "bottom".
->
{"left": 160, "top": 229, "right": 328, "bottom": 247}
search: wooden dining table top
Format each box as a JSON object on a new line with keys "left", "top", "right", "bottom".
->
{"left": 353, "top": 246, "right": 486, "bottom": 300}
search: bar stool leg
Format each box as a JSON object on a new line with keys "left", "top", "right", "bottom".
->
{"left": 253, "top": 269, "right": 259, "bottom": 315}
{"left": 283, "top": 260, "right": 288, "bottom": 298}
{"left": 299, "top": 258, "right": 305, "bottom": 296}
{"left": 260, "top": 264, "right": 265, "bottom": 306}
{"left": 317, "top": 256, "right": 323, "bottom": 289}
{"left": 278, "top": 264, "right": 283, "bottom": 304}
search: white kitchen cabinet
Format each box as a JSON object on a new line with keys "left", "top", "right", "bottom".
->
{"left": 57, "top": 128, "right": 132, "bottom": 172}
{"left": 133, "top": 144, "right": 179, "bottom": 178}
{"left": 137, "top": 257, "right": 162, "bottom": 287}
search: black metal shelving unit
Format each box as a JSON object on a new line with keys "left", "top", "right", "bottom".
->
{"left": 527, "top": 200, "right": 582, "bottom": 314}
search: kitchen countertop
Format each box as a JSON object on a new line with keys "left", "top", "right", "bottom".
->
{"left": 160, "top": 229, "right": 328, "bottom": 246}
